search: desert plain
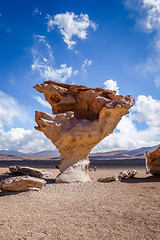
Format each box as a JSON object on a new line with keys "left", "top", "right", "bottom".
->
{"left": 0, "top": 155, "right": 160, "bottom": 240}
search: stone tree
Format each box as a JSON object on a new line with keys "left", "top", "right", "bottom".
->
{"left": 34, "top": 81, "right": 135, "bottom": 183}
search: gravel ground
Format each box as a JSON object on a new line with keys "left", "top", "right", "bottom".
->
{"left": 0, "top": 167, "right": 160, "bottom": 240}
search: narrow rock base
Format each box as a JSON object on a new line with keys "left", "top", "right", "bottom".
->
{"left": 55, "top": 160, "right": 91, "bottom": 183}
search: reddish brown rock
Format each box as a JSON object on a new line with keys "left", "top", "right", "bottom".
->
{"left": 34, "top": 81, "right": 135, "bottom": 183}
{"left": 97, "top": 175, "right": 117, "bottom": 183}
{"left": 145, "top": 145, "right": 160, "bottom": 176}
{"left": 34, "top": 81, "right": 134, "bottom": 120}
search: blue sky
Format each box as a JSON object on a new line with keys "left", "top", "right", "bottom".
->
{"left": 0, "top": 0, "right": 160, "bottom": 153}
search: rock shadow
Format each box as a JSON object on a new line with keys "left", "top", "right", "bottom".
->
{"left": 121, "top": 175, "right": 160, "bottom": 183}
{"left": 45, "top": 178, "right": 56, "bottom": 184}
{"left": 0, "top": 172, "right": 56, "bottom": 197}
{"left": 0, "top": 172, "right": 10, "bottom": 182}
{"left": 0, "top": 190, "right": 22, "bottom": 197}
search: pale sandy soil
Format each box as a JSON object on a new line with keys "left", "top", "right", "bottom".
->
{"left": 0, "top": 167, "right": 160, "bottom": 240}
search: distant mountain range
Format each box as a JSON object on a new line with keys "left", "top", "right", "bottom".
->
{"left": 0, "top": 149, "right": 60, "bottom": 159}
{"left": 90, "top": 145, "right": 158, "bottom": 160}
{"left": 32, "top": 150, "right": 60, "bottom": 158}
{"left": 0, "top": 145, "right": 158, "bottom": 160}
{"left": 0, "top": 150, "right": 26, "bottom": 156}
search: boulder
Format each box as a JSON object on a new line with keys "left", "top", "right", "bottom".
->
{"left": 0, "top": 176, "right": 46, "bottom": 191}
{"left": 9, "top": 166, "right": 53, "bottom": 178}
{"left": 34, "top": 81, "right": 135, "bottom": 183}
{"left": 145, "top": 145, "right": 160, "bottom": 176}
{"left": 117, "top": 169, "right": 138, "bottom": 180}
{"left": 97, "top": 176, "right": 117, "bottom": 183}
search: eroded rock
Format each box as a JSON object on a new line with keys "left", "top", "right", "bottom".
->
{"left": 55, "top": 160, "right": 91, "bottom": 183}
{"left": 34, "top": 81, "right": 135, "bottom": 183}
{"left": 97, "top": 169, "right": 138, "bottom": 182}
{"left": 97, "top": 175, "right": 117, "bottom": 183}
{"left": 117, "top": 169, "right": 138, "bottom": 180}
{"left": 9, "top": 166, "right": 53, "bottom": 178}
{"left": 0, "top": 176, "right": 46, "bottom": 191}
{"left": 145, "top": 145, "right": 160, "bottom": 176}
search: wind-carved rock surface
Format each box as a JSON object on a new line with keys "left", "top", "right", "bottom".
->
{"left": 0, "top": 176, "right": 46, "bottom": 191}
{"left": 34, "top": 81, "right": 135, "bottom": 183}
{"left": 9, "top": 166, "right": 53, "bottom": 179}
{"left": 145, "top": 145, "right": 160, "bottom": 176}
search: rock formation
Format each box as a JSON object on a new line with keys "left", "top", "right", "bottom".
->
{"left": 0, "top": 176, "right": 46, "bottom": 191}
{"left": 34, "top": 81, "right": 135, "bottom": 183}
{"left": 97, "top": 169, "right": 138, "bottom": 182}
{"left": 145, "top": 145, "right": 160, "bottom": 176}
{"left": 9, "top": 166, "right": 53, "bottom": 179}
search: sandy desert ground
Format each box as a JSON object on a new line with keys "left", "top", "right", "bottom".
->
{"left": 0, "top": 163, "right": 160, "bottom": 240}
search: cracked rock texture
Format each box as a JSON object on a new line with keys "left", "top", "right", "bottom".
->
{"left": 34, "top": 81, "right": 135, "bottom": 183}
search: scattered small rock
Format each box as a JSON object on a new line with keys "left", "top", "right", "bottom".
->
{"left": 97, "top": 175, "right": 117, "bottom": 183}
{"left": 97, "top": 169, "right": 138, "bottom": 183}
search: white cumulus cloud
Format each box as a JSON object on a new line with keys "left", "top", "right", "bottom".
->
{"left": 0, "top": 90, "right": 54, "bottom": 153}
{"left": 31, "top": 35, "right": 73, "bottom": 83}
{"left": 0, "top": 128, "right": 55, "bottom": 153}
{"left": 93, "top": 94, "right": 160, "bottom": 152}
{"left": 131, "top": 95, "right": 160, "bottom": 127}
{"left": 32, "top": 61, "right": 72, "bottom": 83}
{"left": 103, "top": 79, "right": 119, "bottom": 94}
{"left": 124, "top": 0, "right": 160, "bottom": 88}
{"left": 0, "top": 121, "right": 4, "bottom": 134}
{"left": 0, "top": 91, "right": 53, "bottom": 153}
{"left": 0, "top": 90, "right": 31, "bottom": 126}
{"left": 141, "top": 0, "right": 160, "bottom": 31}
{"left": 46, "top": 12, "right": 97, "bottom": 49}
{"left": 82, "top": 58, "right": 92, "bottom": 72}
